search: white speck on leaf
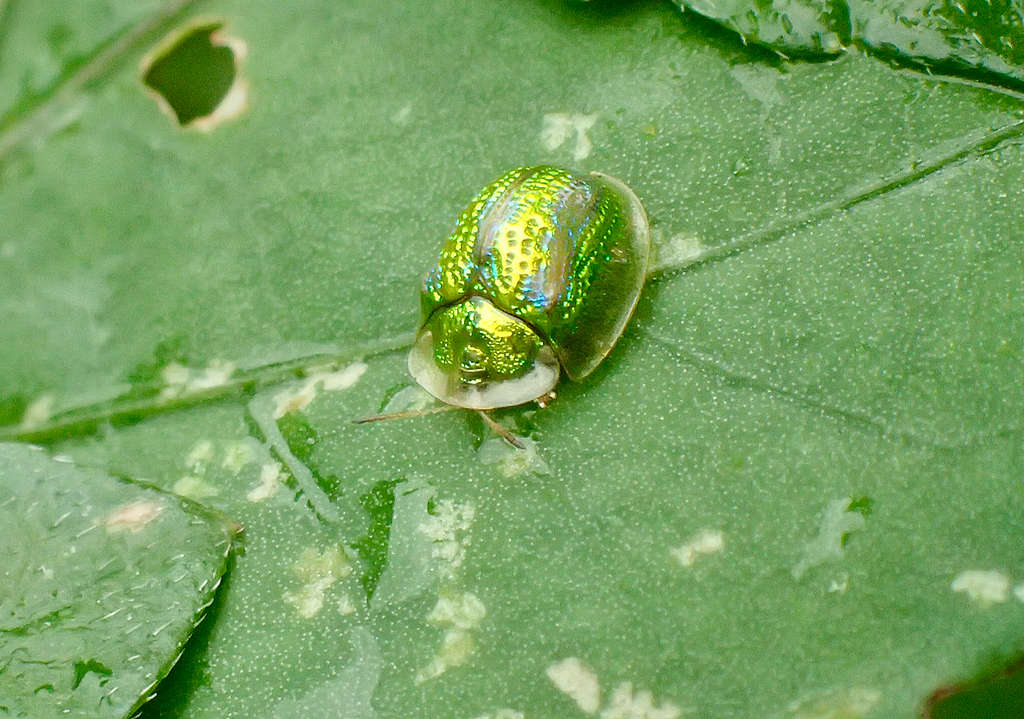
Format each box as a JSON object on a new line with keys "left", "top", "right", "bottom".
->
{"left": 827, "top": 572, "right": 849, "bottom": 594}
{"left": 427, "top": 590, "right": 486, "bottom": 630}
{"left": 391, "top": 103, "right": 413, "bottom": 125}
{"left": 161, "top": 362, "right": 190, "bottom": 388}
{"left": 783, "top": 685, "right": 881, "bottom": 718}
{"left": 415, "top": 629, "right": 477, "bottom": 684}
{"left": 173, "top": 475, "right": 220, "bottom": 500}
{"left": 318, "top": 361, "right": 367, "bottom": 391}
{"left": 186, "top": 359, "right": 235, "bottom": 391}
{"left": 20, "top": 393, "right": 55, "bottom": 431}
{"left": 546, "top": 657, "right": 601, "bottom": 715}
{"left": 792, "top": 498, "right": 866, "bottom": 580}
{"left": 417, "top": 499, "right": 475, "bottom": 578}
{"left": 478, "top": 435, "right": 551, "bottom": 477}
{"left": 473, "top": 711, "right": 525, "bottom": 719}
{"left": 670, "top": 528, "right": 724, "bottom": 568}
{"left": 273, "top": 380, "right": 319, "bottom": 418}
{"left": 186, "top": 439, "right": 214, "bottom": 468}
{"left": 282, "top": 546, "right": 353, "bottom": 619}
{"left": 650, "top": 230, "right": 709, "bottom": 273}
{"left": 951, "top": 569, "right": 1011, "bottom": 605}
{"left": 337, "top": 594, "right": 357, "bottom": 616}
{"left": 542, "top": 112, "right": 599, "bottom": 160}
{"left": 600, "top": 682, "right": 682, "bottom": 719}
{"left": 222, "top": 439, "right": 257, "bottom": 473}
{"left": 415, "top": 591, "right": 486, "bottom": 684}
{"left": 541, "top": 113, "right": 574, "bottom": 151}
{"left": 284, "top": 577, "right": 334, "bottom": 619}
{"left": 159, "top": 359, "right": 235, "bottom": 400}
{"left": 105, "top": 500, "right": 164, "bottom": 533}
{"left": 272, "top": 361, "right": 367, "bottom": 418}
{"left": 247, "top": 462, "right": 283, "bottom": 502}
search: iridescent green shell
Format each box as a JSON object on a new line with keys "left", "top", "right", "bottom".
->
{"left": 410, "top": 165, "right": 649, "bottom": 409}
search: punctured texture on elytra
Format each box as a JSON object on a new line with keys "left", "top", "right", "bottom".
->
{"left": 413, "top": 165, "right": 649, "bottom": 409}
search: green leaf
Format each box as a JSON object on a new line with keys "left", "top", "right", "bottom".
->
{"left": 1, "top": 0, "right": 1023, "bottom": 718}
{"left": 927, "top": 660, "right": 1024, "bottom": 718}
{"left": 0, "top": 0, "right": 196, "bottom": 153}
{"left": 676, "top": 0, "right": 1024, "bottom": 87}
{"left": 0, "top": 442, "right": 235, "bottom": 718}
{"left": 351, "top": 478, "right": 402, "bottom": 601}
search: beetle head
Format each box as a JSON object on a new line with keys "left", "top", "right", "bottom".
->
{"left": 408, "top": 296, "right": 559, "bottom": 409}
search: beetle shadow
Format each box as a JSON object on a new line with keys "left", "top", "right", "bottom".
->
{"left": 526, "top": 0, "right": 805, "bottom": 69}
{"left": 133, "top": 552, "right": 238, "bottom": 718}
{"left": 525, "top": 271, "right": 672, "bottom": 415}
{"left": 527, "top": 0, "right": 660, "bottom": 25}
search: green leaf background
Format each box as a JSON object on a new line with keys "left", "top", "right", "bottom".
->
{"left": 1, "top": 0, "right": 1022, "bottom": 717}
{"left": 0, "top": 442, "right": 235, "bottom": 718}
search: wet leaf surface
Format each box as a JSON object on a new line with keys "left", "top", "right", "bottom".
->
{"left": 0, "top": 443, "right": 235, "bottom": 718}
{"left": 676, "top": 0, "right": 1024, "bottom": 87}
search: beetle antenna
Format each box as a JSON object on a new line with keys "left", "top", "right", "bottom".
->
{"left": 354, "top": 406, "right": 524, "bottom": 450}
{"left": 476, "top": 410, "right": 525, "bottom": 450}
{"left": 352, "top": 405, "right": 458, "bottom": 424}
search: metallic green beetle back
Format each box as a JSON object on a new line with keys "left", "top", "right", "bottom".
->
{"left": 413, "top": 166, "right": 649, "bottom": 408}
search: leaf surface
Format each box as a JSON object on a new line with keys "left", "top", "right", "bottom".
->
{"left": 677, "top": 0, "right": 1024, "bottom": 86}
{"left": 0, "top": 443, "right": 235, "bottom": 718}
{"left": 1, "top": 1, "right": 1022, "bottom": 718}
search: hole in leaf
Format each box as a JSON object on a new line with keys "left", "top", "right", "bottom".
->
{"left": 141, "top": 21, "right": 247, "bottom": 129}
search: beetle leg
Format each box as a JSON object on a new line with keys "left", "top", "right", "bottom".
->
{"left": 477, "top": 410, "right": 525, "bottom": 450}
{"left": 534, "top": 391, "right": 557, "bottom": 409}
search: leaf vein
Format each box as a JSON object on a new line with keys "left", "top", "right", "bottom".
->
{"left": 0, "top": 0, "right": 199, "bottom": 159}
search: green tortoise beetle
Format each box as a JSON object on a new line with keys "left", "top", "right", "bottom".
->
{"left": 358, "top": 165, "right": 650, "bottom": 445}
